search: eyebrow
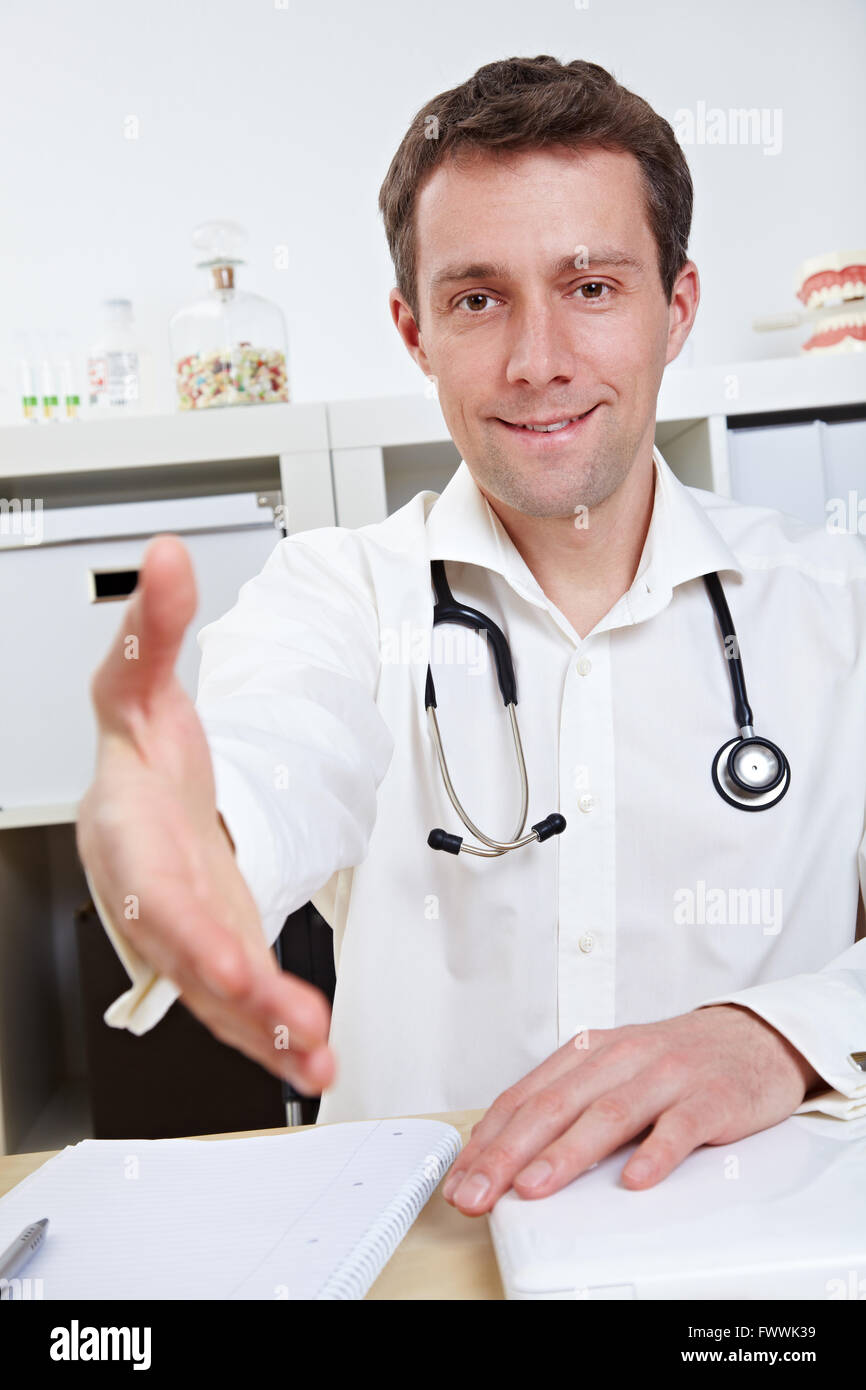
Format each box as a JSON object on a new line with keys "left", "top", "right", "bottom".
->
{"left": 429, "top": 248, "right": 645, "bottom": 293}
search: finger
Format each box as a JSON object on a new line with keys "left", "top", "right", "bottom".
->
{"left": 187, "top": 988, "right": 335, "bottom": 1093}
{"left": 94, "top": 846, "right": 332, "bottom": 1053}
{"left": 222, "top": 943, "right": 333, "bottom": 1054}
{"left": 279, "top": 1044, "right": 336, "bottom": 1095}
{"left": 179, "top": 939, "right": 335, "bottom": 1089}
{"left": 447, "top": 1039, "right": 656, "bottom": 1212}
{"left": 83, "top": 808, "right": 333, "bottom": 1059}
{"left": 182, "top": 935, "right": 333, "bottom": 1057}
{"left": 507, "top": 1070, "right": 688, "bottom": 1203}
{"left": 620, "top": 1089, "right": 728, "bottom": 1189}
{"left": 444, "top": 1031, "right": 636, "bottom": 1206}
{"left": 199, "top": 991, "right": 336, "bottom": 1092}
{"left": 457, "top": 1028, "right": 610, "bottom": 1164}
{"left": 104, "top": 868, "right": 333, "bottom": 1058}
{"left": 92, "top": 534, "right": 197, "bottom": 722}
{"left": 255, "top": 976, "right": 336, "bottom": 1088}
{"left": 181, "top": 950, "right": 333, "bottom": 1062}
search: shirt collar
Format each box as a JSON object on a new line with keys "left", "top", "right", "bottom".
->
{"left": 425, "top": 445, "right": 744, "bottom": 634}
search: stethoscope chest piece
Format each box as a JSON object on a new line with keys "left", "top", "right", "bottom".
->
{"left": 711, "top": 735, "right": 791, "bottom": 812}
{"left": 702, "top": 572, "right": 791, "bottom": 813}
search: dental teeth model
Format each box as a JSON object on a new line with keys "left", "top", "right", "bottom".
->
{"left": 796, "top": 249, "right": 866, "bottom": 354}
{"left": 795, "top": 250, "right": 866, "bottom": 312}
{"left": 800, "top": 306, "right": 866, "bottom": 355}
{"left": 752, "top": 248, "right": 866, "bottom": 354}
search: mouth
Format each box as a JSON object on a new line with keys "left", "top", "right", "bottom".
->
{"left": 495, "top": 404, "right": 600, "bottom": 445}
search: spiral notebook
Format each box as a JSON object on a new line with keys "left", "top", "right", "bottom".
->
{"left": 0, "top": 1118, "right": 461, "bottom": 1300}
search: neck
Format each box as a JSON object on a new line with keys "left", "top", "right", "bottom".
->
{"left": 481, "top": 445, "right": 657, "bottom": 641}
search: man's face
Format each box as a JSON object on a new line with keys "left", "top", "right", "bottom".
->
{"left": 392, "top": 145, "right": 697, "bottom": 519}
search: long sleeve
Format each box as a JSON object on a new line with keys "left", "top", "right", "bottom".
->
{"left": 90, "top": 530, "right": 395, "bottom": 1034}
{"left": 694, "top": 820, "right": 866, "bottom": 1120}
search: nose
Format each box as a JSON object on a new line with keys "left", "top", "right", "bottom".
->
{"left": 504, "top": 299, "right": 576, "bottom": 389}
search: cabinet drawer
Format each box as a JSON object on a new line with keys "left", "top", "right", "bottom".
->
{"left": 0, "top": 492, "right": 282, "bottom": 810}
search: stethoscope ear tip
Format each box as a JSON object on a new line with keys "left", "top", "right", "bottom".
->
{"left": 532, "top": 812, "right": 567, "bottom": 841}
{"left": 428, "top": 827, "right": 463, "bottom": 855}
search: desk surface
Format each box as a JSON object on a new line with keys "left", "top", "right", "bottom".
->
{"left": 0, "top": 1107, "right": 503, "bottom": 1300}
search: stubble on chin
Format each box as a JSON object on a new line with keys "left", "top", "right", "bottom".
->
{"left": 471, "top": 429, "right": 637, "bottom": 520}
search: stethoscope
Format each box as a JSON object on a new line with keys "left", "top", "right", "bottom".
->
{"left": 702, "top": 571, "right": 791, "bottom": 812}
{"left": 425, "top": 561, "right": 791, "bottom": 857}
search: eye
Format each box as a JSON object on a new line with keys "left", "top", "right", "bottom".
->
{"left": 573, "top": 282, "right": 614, "bottom": 302}
{"left": 455, "top": 292, "right": 499, "bottom": 313}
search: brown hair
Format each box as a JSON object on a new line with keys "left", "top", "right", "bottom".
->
{"left": 378, "top": 55, "right": 693, "bottom": 325}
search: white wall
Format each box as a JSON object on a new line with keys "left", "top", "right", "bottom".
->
{"left": 1, "top": 0, "right": 863, "bottom": 424}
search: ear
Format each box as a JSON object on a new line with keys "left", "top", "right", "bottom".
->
{"left": 664, "top": 260, "right": 700, "bottom": 367}
{"left": 389, "top": 288, "right": 432, "bottom": 375}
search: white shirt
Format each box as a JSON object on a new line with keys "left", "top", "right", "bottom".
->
{"left": 90, "top": 446, "right": 866, "bottom": 1125}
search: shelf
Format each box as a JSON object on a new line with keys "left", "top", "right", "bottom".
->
{"left": 328, "top": 392, "right": 451, "bottom": 450}
{"left": 2, "top": 357, "right": 862, "bottom": 492}
{"left": 0, "top": 401, "right": 329, "bottom": 482}
{"left": 0, "top": 803, "right": 78, "bottom": 830}
{"left": 657, "top": 352, "right": 866, "bottom": 422}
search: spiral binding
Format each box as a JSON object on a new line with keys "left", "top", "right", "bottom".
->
{"left": 315, "top": 1127, "right": 463, "bottom": 1300}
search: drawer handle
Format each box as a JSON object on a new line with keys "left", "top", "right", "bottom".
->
{"left": 88, "top": 568, "right": 140, "bottom": 603}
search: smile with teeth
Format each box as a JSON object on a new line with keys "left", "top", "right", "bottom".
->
{"left": 517, "top": 418, "right": 576, "bottom": 432}
{"left": 501, "top": 406, "right": 597, "bottom": 433}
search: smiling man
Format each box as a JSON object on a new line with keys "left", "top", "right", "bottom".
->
{"left": 392, "top": 140, "right": 672, "bottom": 650}
{"left": 78, "top": 56, "right": 866, "bottom": 1215}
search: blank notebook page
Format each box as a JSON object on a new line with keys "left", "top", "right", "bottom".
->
{"left": 0, "top": 1118, "right": 462, "bottom": 1300}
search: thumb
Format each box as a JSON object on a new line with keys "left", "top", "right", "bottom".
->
{"left": 92, "top": 533, "right": 198, "bottom": 719}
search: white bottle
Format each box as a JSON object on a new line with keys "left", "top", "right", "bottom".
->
{"left": 87, "top": 299, "right": 141, "bottom": 412}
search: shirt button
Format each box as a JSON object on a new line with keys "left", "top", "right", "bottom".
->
{"left": 579, "top": 933, "right": 595, "bottom": 953}
{"left": 576, "top": 656, "right": 592, "bottom": 676}
{"left": 578, "top": 794, "right": 595, "bottom": 813}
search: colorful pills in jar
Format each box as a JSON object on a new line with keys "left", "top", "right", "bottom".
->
{"left": 175, "top": 343, "right": 288, "bottom": 409}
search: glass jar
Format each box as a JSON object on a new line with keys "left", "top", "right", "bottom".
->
{"left": 169, "top": 220, "right": 290, "bottom": 411}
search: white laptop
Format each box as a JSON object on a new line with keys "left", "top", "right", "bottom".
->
{"left": 488, "top": 1112, "right": 866, "bottom": 1300}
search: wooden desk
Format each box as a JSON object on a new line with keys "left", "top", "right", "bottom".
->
{"left": 0, "top": 1107, "right": 504, "bottom": 1300}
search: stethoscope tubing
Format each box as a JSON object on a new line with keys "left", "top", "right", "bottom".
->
{"left": 426, "top": 561, "right": 791, "bottom": 854}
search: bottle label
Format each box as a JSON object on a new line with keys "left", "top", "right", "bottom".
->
{"left": 88, "top": 351, "right": 140, "bottom": 407}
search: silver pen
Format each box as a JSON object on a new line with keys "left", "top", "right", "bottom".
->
{"left": 0, "top": 1219, "right": 49, "bottom": 1291}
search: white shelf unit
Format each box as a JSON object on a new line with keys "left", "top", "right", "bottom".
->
{"left": 0, "top": 400, "right": 336, "bottom": 531}
{"left": 0, "top": 354, "right": 864, "bottom": 1154}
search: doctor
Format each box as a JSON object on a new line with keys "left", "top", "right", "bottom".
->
{"left": 77, "top": 55, "right": 866, "bottom": 1218}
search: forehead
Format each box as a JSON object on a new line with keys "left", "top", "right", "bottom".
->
{"left": 415, "top": 145, "right": 655, "bottom": 291}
